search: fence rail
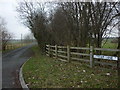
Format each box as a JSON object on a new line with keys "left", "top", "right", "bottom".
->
{"left": 94, "top": 48, "right": 120, "bottom": 52}
{"left": 46, "top": 45, "right": 120, "bottom": 68}
{"left": 70, "top": 47, "right": 90, "bottom": 50}
{"left": 5, "top": 43, "right": 27, "bottom": 50}
{"left": 71, "top": 52, "right": 90, "bottom": 56}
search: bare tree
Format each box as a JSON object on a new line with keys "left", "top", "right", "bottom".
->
{"left": 17, "top": 1, "right": 120, "bottom": 53}
{"left": 0, "top": 17, "right": 13, "bottom": 51}
{"left": 89, "top": 2, "right": 120, "bottom": 48}
{"left": 17, "top": 1, "right": 49, "bottom": 52}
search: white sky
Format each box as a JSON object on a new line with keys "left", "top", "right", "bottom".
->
{"left": 0, "top": 0, "right": 31, "bottom": 39}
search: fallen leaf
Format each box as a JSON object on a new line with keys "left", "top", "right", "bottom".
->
{"left": 83, "top": 70, "right": 86, "bottom": 72}
{"left": 106, "top": 73, "right": 110, "bottom": 76}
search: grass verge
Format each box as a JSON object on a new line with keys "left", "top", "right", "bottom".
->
{"left": 23, "top": 46, "right": 118, "bottom": 88}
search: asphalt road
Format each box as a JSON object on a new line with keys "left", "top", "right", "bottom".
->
{"left": 2, "top": 44, "right": 34, "bottom": 88}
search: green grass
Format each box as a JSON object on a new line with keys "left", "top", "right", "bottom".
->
{"left": 86, "top": 39, "right": 118, "bottom": 56}
{"left": 23, "top": 46, "right": 118, "bottom": 88}
{"left": 102, "top": 40, "right": 118, "bottom": 56}
{"left": 102, "top": 42, "right": 117, "bottom": 49}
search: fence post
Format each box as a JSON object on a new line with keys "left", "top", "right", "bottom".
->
{"left": 90, "top": 46, "right": 94, "bottom": 68}
{"left": 11, "top": 44, "right": 13, "bottom": 49}
{"left": 67, "top": 45, "right": 70, "bottom": 62}
{"left": 55, "top": 45, "right": 57, "bottom": 58}
{"left": 5, "top": 45, "right": 7, "bottom": 50}
{"left": 7, "top": 45, "right": 9, "bottom": 50}
{"left": 8, "top": 45, "right": 10, "bottom": 50}
{"left": 48, "top": 45, "right": 51, "bottom": 57}
{"left": 12, "top": 44, "right": 13, "bottom": 49}
{"left": 10, "top": 45, "right": 11, "bottom": 49}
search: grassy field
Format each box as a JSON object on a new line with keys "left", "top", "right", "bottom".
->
{"left": 101, "top": 39, "right": 118, "bottom": 56}
{"left": 22, "top": 46, "right": 118, "bottom": 88}
{"left": 102, "top": 40, "right": 117, "bottom": 49}
{"left": 103, "top": 42, "right": 117, "bottom": 49}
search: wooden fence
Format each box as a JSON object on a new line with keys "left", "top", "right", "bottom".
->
{"left": 46, "top": 45, "right": 120, "bottom": 68}
{"left": 5, "top": 43, "right": 27, "bottom": 50}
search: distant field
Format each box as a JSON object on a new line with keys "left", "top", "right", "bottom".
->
{"left": 102, "top": 38, "right": 118, "bottom": 49}
{"left": 3, "top": 43, "right": 30, "bottom": 53}
{"left": 2, "top": 39, "right": 35, "bottom": 53}
{"left": 103, "top": 42, "right": 117, "bottom": 49}
{"left": 9, "top": 39, "right": 35, "bottom": 44}
{"left": 8, "top": 40, "right": 21, "bottom": 44}
{"left": 101, "top": 39, "right": 118, "bottom": 56}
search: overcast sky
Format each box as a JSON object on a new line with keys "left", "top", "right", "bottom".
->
{"left": 0, "top": 0, "right": 119, "bottom": 39}
{"left": 0, "top": 0, "right": 31, "bottom": 39}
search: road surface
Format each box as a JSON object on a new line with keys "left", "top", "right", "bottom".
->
{"left": 2, "top": 44, "right": 34, "bottom": 88}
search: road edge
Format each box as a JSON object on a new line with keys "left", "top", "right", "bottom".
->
{"left": 19, "top": 57, "right": 31, "bottom": 90}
